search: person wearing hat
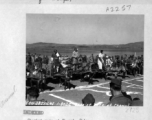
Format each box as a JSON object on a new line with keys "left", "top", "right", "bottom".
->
{"left": 107, "top": 78, "right": 132, "bottom": 106}
{"left": 109, "top": 85, "right": 132, "bottom": 101}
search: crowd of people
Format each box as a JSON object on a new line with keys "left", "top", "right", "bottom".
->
{"left": 97, "top": 50, "right": 143, "bottom": 77}
{"left": 26, "top": 48, "right": 143, "bottom": 106}
{"left": 26, "top": 48, "right": 143, "bottom": 77}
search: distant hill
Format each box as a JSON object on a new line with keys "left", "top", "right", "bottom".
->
{"left": 26, "top": 41, "right": 143, "bottom": 54}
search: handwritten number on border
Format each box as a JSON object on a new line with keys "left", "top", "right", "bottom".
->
{"left": 106, "top": 5, "right": 131, "bottom": 12}
{"left": 126, "top": 107, "right": 139, "bottom": 113}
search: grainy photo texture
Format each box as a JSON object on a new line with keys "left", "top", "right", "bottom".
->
{"left": 26, "top": 14, "right": 144, "bottom": 106}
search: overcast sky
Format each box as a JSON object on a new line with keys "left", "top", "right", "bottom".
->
{"left": 26, "top": 14, "right": 144, "bottom": 45}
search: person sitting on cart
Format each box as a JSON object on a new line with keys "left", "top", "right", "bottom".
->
{"left": 72, "top": 47, "right": 79, "bottom": 71}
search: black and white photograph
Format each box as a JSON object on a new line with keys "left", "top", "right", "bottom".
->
{"left": 26, "top": 14, "right": 144, "bottom": 106}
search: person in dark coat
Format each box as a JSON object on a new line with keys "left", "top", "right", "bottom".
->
{"left": 82, "top": 93, "right": 95, "bottom": 106}
{"left": 26, "top": 87, "right": 39, "bottom": 101}
{"left": 107, "top": 78, "right": 132, "bottom": 106}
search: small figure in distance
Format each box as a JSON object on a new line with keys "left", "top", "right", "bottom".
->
{"left": 97, "top": 50, "right": 105, "bottom": 70}
{"left": 72, "top": 47, "right": 79, "bottom": 71}
{"left": 52, "top": 49, "right": 61, "bottom": 73}
{"left": 72, "top": 47, "right": 79, "bottom": 58}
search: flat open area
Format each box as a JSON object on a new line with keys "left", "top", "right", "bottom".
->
{"left": 37, "top": 75, "right": 143, "bottom": 106}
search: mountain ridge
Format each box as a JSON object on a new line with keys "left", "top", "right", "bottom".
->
{"left": 27, "top": 41, "right": 143, "bottom": 46}
{"left": 26, "top": 41, "right": 144, "bottom": 54}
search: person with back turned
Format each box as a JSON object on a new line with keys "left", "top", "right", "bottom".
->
{"left": 107, "top": 78, "right": 132, "bottom": 106}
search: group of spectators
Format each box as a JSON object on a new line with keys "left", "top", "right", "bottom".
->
{"left": 26, "top": 53, "right": 49, "bottom": 74}
{"left": 26, "top": 49, "right": 143, "bottom": 79}
{"left": 97, "top": 50, "right": 143, "bottom": 76}
{"left": 26, "top": 48, "right": 143, "bottom": 106}
{"left": 26, "top": 49, "right": 61, "bottom": 78}
{"left": 26, "top": 48, "right": 85, "bottom": 78}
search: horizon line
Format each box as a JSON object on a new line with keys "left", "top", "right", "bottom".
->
{"left": 26, "top": 41, "right": 144, "bottom": 45}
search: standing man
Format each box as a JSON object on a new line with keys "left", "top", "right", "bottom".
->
{"left": 37, "top": 54, "right": 42, "bottom": 70}
{"left": 26, "top": 52, "right": 33, "bottom": 72}
{"left": 72, "top": 47, "right": 79, "bottom": 71}
{"left": 106, "top": 56, "right": 113, "bottom": 67}
{"left": 97, "top": 50, "right": 104, "bottom": 70}
{"left": 26, "top": 52, "right": 32, "bottom": 66}
{"left": 42, "top": 55, "right": 48, "bottom": 70}
{"left": 72, "top": 47, "right": 79, "bottom": 58}
{"left": 48, "top": 56, "right": 54, "bottom": 77}
{"left": 52, "top": 49, "right": 61, "bottom": 73}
